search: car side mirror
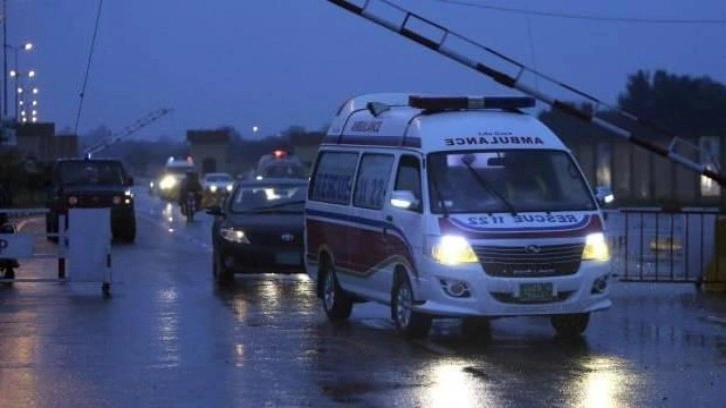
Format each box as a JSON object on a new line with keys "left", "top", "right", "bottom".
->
{"left": 594, "top": 186, "right": 614, "bottom": 206}
{"left": 390, "top": 190, "right": 420, "bottom": 211}
{"left": 206, "top": 205, "right": 224, "bottom": 217}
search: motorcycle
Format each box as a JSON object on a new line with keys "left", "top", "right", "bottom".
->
{"left": 0, "top": 222, "right": 19, "bottom": 281}
{"left": 182, "top": 192, "right": 197, "bottom": 223}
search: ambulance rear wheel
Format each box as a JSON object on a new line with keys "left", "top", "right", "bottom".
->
{"left": 322, "top": 264, "right": 352, "bottom": 321}
{"left": 550, "top": 313, "right": 590, "bottom": 337}
{"left": 392, "top": 273, "right": 431, "bottom": 339}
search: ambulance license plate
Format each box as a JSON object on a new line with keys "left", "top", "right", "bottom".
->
{"left": 519, "top": 283, "right": 554, "bottom": 301}
{"left": 276, "top": 251, "right": 300, "bottom": 266}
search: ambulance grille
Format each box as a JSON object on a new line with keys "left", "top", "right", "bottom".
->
{"left": 472, "top": 243, "right": 584, "bottom": 277}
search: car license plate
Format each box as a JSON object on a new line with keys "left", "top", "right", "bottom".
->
{"left": 276, "top": 251, "right": 300, "bottom": 266}
{"left": 519, "top": 282, "right": 554, "bottom": 301}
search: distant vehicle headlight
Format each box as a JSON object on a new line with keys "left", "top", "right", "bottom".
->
{"left": 220, "top": 227, "right": 250, "bottom": 244}
{"left": 582, "top": 233, "right": 610, "bottom": 261}
{"left": 124, "top": 189, "right": 134, "bottom": 197}
{"left": 149, "top": 181, "right": 154, "bottom": 188}
{"left": 210, "top": 185, "right": 218, "bottom": 192}
{"left": 226, "top": 184, "right": 233, "bottom": 191}
{"left": 159, "top": 175, "right": 177, "bottom": 190}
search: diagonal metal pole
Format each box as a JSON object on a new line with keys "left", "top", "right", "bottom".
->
{"left": 3, "top": 0, "right": 8, "bottom": 118}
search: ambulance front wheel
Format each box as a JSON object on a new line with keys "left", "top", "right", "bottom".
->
{"left": 321, "top": 263, "right": 352, "bottom": 321}
{"left": 550, "top": 313, "right": 590, "bottom": 337}
{"left": 391, "top": 272, "right": 432, "bottom": 339}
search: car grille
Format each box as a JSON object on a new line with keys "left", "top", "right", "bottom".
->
{"left": 246, "top": 231, "right": 300, "bottom": 248}
{"left": 490, "top": 290, "right": 576, "bottom": 304}
{"left": 66, "top": 194, "right": 117, "bottom": 207}
{"left": 472, "top": 243, "right": 584, "bottom": 277}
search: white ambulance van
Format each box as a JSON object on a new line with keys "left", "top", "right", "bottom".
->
{"left": 304, "top": 93, "right": 612, "bottom": 339}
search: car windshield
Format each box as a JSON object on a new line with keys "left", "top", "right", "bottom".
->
{"left": 206, "top": 174, "right": 232, "bottom": 182}
{"left": 259, "top": 164, "right": 307, "bottom": 179}
{"left": 59, "top": 161, "right": 126, "bottom": 186}
{"left": 230, "top": 183, "right": 307, "bottom": 213}
{"left": 427, "top": 150, "right": 597, "bottom": 213}
{"left": 165, "top": 166, "right": 194, "bottom": 176}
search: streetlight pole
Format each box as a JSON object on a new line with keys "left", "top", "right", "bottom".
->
{"left": 11, "top": 47, "right": 17, "bottom": 120}
{"left": 6, "top": 42, "right": 33, "bottom": 123}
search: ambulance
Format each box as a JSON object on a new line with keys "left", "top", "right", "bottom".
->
{"left": 304, "top": 93, "right": 612, "bottom": 339}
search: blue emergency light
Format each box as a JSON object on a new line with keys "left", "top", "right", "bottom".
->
{"left": 409, "top": 96, "right": 535, "bottom": 111}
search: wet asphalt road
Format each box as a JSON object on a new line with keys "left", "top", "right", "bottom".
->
{"left": 1, "top": 185, "right": 725, "bottom": 407}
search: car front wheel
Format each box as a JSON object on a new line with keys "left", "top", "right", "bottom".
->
{"left": 213, "top": 249, "right": 233, "bottom": 286}
{"left": 550, "top": 313, "right": 590, "bottom": 337}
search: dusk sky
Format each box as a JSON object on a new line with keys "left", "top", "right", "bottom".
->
{"left": 10, "top": 0, "right": 726, "bottom": 140}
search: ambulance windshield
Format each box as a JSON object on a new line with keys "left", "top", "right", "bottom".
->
{"left": 427, "top": 150, "right": 597, "bottom": 214}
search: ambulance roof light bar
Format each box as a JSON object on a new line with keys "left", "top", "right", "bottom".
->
{"left": 409, "top": 96, "right": 535, "bottom": 111}
{"left": 327, "top": 0, "right": 726, "bottom": 187}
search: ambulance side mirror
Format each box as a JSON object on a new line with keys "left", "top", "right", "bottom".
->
{"left": 390, "top": 190, "right": 420, "bottom": 211}
{"left": 595, "top": 186, "right": 614, "bottom": 206}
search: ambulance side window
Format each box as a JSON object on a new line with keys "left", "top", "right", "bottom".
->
{"left": 353, "top": 154, "right": 395, "bottom": 210}
{"left": 309, "top": 151, "right": 359, "bottom": 205}
{"left": 394, "top": 155, "right": 422, "bottom": 212}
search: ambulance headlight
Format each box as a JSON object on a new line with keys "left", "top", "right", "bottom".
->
{"left": 160, "top": 175, "right": 177, "bottom": 190}
{"left": 582, "top": 233, "right": 610, "bottom": 261}
{"left": 431, "top": 235, "right": 478, "bottom": 265}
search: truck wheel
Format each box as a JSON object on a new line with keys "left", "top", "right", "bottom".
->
{"left": 321, "top": 263, "right": 352, "bottom": 320}
{"left": 550, "top": 313, "right": 590, "bottom": 337}
{"left": 391, "top": 273, "right": 431, "bottom": 339}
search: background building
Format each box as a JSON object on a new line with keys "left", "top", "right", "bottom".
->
{"left": 187, "top": 129, "right": 232, "bottom": 175}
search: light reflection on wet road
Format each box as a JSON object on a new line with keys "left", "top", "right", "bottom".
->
{"left": 0, "top": 185, "right": 724, "bottom": 407}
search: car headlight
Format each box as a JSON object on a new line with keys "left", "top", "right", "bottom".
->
{"left": 220, "top": 227, "right": 250, "bottom": 244}
{"left": 226, "top": 184, "right": 233, "bottom": 191}
{"left": 210, "top": 185, "right": 218, "bottom": 192}
{"left": 160, "top": 175, "right": 177, "bottom": 190}
{"left": 124, "top": 189, "right": 134, "bottom": 197}
{"left": 149, "top": 181, "right": 154, "bottom": 188}
{"left": 582, "top": 232, "right": 610, "bottom": 261}
{"left": 430, "top": 235, "right": 478, "bottom": 265}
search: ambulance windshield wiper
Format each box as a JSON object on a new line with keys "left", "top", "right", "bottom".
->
{"left": 460, "top": 155, "right": 518, "bottom": 216}
{"left": 429, "top": 167, "right": 450, "bottom": 218}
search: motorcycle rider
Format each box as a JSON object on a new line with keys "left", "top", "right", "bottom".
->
{"left": 177, "top": 170, "right": 203, "bottom": 214}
